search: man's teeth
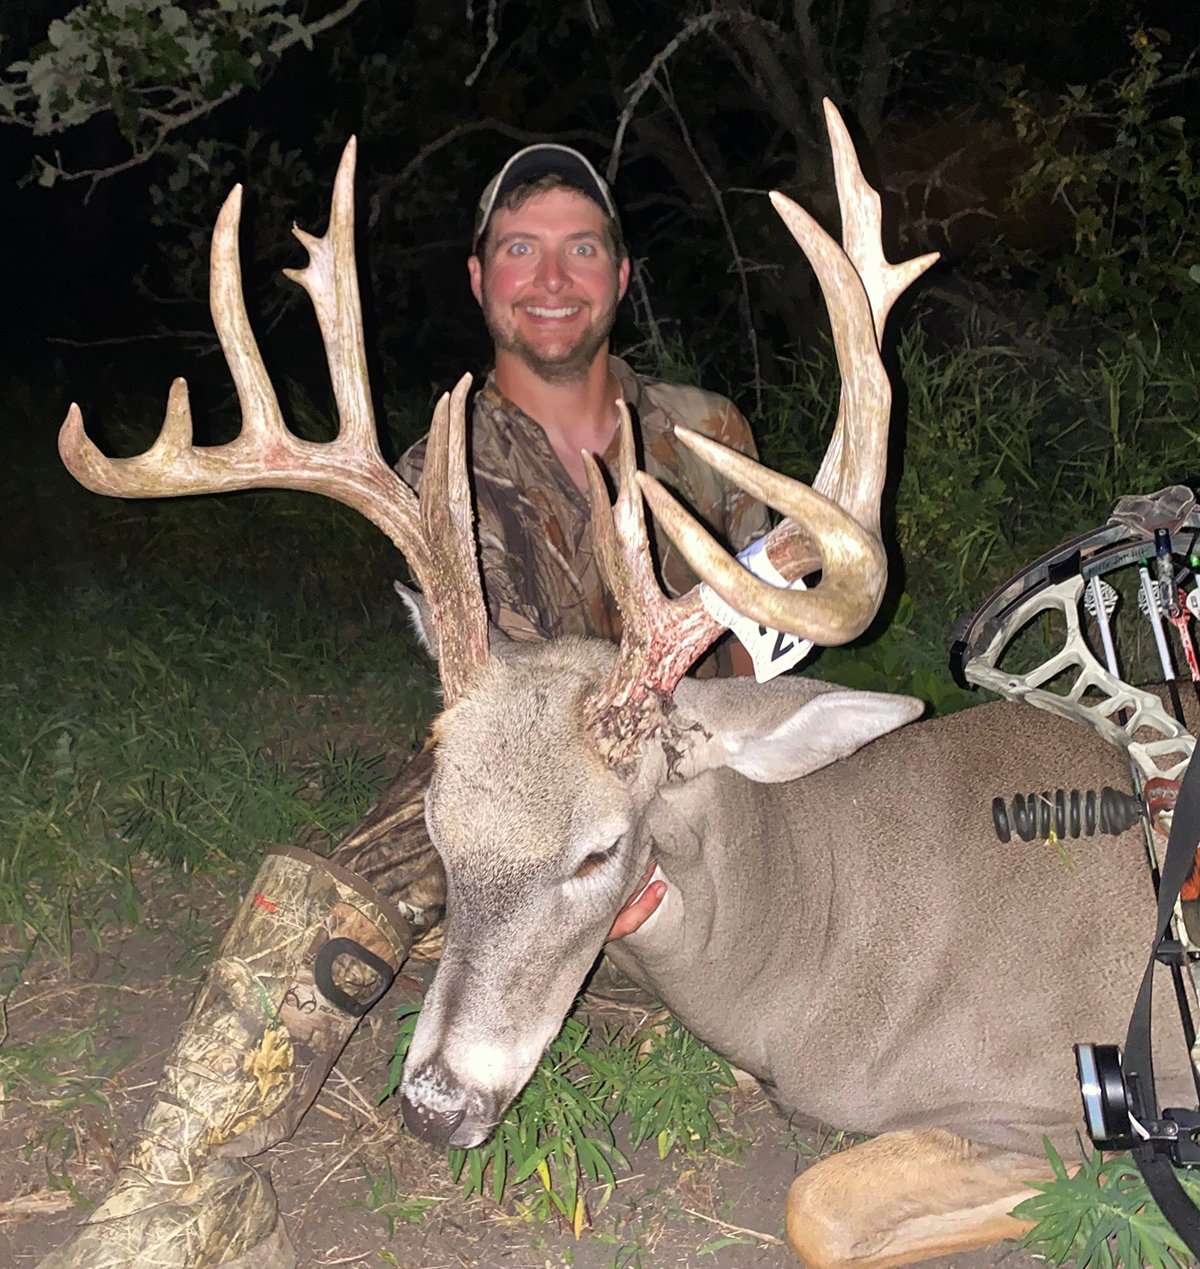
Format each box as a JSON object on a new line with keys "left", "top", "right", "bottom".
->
{"left": 526, "top": 305, "right": 579, "bottom": 318}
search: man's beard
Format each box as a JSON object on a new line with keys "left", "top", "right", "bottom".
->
{"left": 483, "top": 288, "right": 619, "bottom": 385}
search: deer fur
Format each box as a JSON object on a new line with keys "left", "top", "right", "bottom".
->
{"left": 399, "top": 633, "right": 1194, "bottom": 1265}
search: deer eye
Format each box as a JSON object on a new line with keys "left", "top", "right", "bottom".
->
{"left": 573, "top": 840, "right": 620, "bottom": 880}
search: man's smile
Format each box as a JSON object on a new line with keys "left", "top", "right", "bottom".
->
{"left": 522, "top": 303, "right": 582, "bottom": 321}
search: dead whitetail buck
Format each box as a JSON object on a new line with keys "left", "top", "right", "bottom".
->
{"left": 58, "top": 102, "right": 1192, "bottom": 1268}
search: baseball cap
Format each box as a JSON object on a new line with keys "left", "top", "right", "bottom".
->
{"left": 473, "top": 144, "right": 619, "bottom": 252}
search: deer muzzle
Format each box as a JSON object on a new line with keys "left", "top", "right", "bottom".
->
{"left": 399, "top": 1056, "right": 500, "bottom": 1148}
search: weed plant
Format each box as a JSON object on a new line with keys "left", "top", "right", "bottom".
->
{"left": 381, "top": 1005, "right": 738, "bottom": 1233}
{"left": 1015, "top": 1140, "right": 1200, "bottom": 1268}
{"left": 355, "top": 1159, "right": 443, "bottom": 1236}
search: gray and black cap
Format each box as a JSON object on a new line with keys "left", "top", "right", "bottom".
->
{"left": 473, "top": 144, "right": 619, "bottom": 252}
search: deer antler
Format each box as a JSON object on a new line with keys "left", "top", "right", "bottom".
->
{"left": 581, "top": 408, "right": 722, "bottom": 754}
{"left": 58, "top": 139, "right": 489, "bottom": 703}
{"left": 585, "top": 100, "right": 938, "bottom": 758}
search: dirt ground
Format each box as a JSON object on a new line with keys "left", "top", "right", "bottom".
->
{"left": 1, "top": 880, "right": 1046, "bottom": 1269}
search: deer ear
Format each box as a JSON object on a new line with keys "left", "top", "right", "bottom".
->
{"left": 673, "top": 677, "right": 924, "bottom": 784}
{"left": 394, "top": 581, "right": 512, "bottom": 665}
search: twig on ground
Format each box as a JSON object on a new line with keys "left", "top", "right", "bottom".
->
{"left": 0, "top": 1190, "right": 76, "bottom": 1222}
{"left": 7, "top": 982, "right": 157, "bottom": 1014}
{"left": 327, "top": 1065, "right": 386, "bottom": 1127}
{"left": 304, "top": 1128, "right": 378, "bottom": 1208}
{"left": 683, "top": 1206, "right": 784, "bottom": 1245}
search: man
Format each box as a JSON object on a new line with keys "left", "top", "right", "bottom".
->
{"left": 44, "top": 144, "right": 771, "bottom": 1269}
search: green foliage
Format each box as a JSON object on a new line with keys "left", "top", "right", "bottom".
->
{"left": 0, "top": 0, "right": 354, "bottom": 193}
{"left": 1004, "top": 28, "right": 1200, "bottom": 347}
{"left": 622, "top": 1021, "right": 737, "bottom": 1161}
{"left": 749, "top": 314, "right": 1199, "bottom": 713}
{"left": 448, "top": 1018, "right": 628, "bottom": 1230}
{"left": 0, "top": 1016, "right": 133, "bottom": 1114}
{"left": 1017, "top": 1139, "right": 1200, "bottom": 1268}
{"left": 382, "top": 1007, "right": 738, "bottom": 1232}
{"left": 3, "top": 1, "right": 285, "bottom": 145}
{"left": 355, "top": 1159, "right": 442, "bottom": 1237}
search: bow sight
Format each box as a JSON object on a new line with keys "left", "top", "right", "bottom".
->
{"left": 951, "top": 484, "right": 1200, "bottom": 1248}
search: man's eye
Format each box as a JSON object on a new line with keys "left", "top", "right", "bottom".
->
{"left": 572, "top": 243, "right": 597, "bottom": 256}
{"left": 507, "top": 241, "right": 532, "bottom": 256}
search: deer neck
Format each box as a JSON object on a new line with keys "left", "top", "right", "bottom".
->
{"left": 606, "top": 773, "right": 836, "bottom": 1071}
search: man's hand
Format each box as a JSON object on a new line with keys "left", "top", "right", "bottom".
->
{"left": 606, "top": 862, "right": 666, "bottom": 941}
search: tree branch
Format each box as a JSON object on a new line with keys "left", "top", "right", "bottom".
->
{"left": 17, "top": 0, "right": 370, "bottom": 199}
{"left": 656, "top": 68, "right": 762, "bottom": 412}
{"left": 607, "top": 6, "right": 788, "bottom": 184}
{"left": 463, "top": 0, "right": 501, "bottom": 88}
{"left": 368, "top": 118, "right": 613, "bottom": 230}
{"left": 855, "top": 0, "right": 901, "bottom": 142}
{"left": 790, "top": 0, "right": 835, "bottom": 120}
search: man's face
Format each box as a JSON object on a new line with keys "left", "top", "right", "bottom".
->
{"left": 469, "top": 187, "right": 630, "bottom": 384}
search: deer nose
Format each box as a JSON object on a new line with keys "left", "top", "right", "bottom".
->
{"left": 400, "top": 1087, "right": 465, "bottom": 1145}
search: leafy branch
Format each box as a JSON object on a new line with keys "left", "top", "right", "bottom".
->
{"left": 0, "top": 0, "right": 368, "bottom": 197}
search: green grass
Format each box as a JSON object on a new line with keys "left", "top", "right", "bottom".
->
{"left": 1017, "top": 1140, "right": 1200, "bottom": 1268}
{"left": 0, "top": 1013, "right": 142, "bottom": 1191}
{"left": 355, "top": 1160, "right": 444, "bottom": 1236}
{"left": 0, "top": 1015, "right": 134, "bottom": 1114}
{"left": 0, "top": 574, "right": 437, "bottom": 982}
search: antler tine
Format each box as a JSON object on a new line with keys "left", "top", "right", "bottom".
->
{"left": 418, "top": 374, "right": 491, "bottom": 702}
{"left": 583, "top": 406, "right": 725, "bottom": 757}
{"left": 58, "top": 137, "right": 490, "bottom": 704}
{"left": 282, "top": 137, "right": 377, "bottom": 457}
{"left": 211, "top": 182, "right": 289, "bottom": 450}
{"left": 638, "top": 439, "right": 886, "bottom": 645}
{"left": 822, "top": 99, "right": 939, "bottom": 345}
{"left": 811, "top": 99, "right": 938, "bottom": 535}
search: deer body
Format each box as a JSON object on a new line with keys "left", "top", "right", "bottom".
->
{"left": 408, "top": 639, "right": 1192, "bottom": 1164}
{"left": 610, "top": 692, "right": 1192, "bottom": 1158}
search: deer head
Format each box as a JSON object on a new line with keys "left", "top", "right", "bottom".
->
{"left": 58, "top": 105, "right": 936, "bottom": 1151}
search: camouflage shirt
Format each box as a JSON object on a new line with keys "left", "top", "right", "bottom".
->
{"left": 398, "top": 356, "right": 771, "bottom": 675}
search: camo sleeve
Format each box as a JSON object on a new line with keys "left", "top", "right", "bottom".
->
{"left": 715, "top": 398, "right": 773, "bottom": 553}
{"left": 395, "top": 429, "right": 602, "bottom": 644}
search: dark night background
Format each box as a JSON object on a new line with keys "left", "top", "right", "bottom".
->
{"left": 4, "top": 2, "right": 1192, "bottom": 675}
{"left": 3, "top": 1, "right": 1195, "bottom": 418}
{"left": 2, "top": 0, "right": 1199, "bottom": 679}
